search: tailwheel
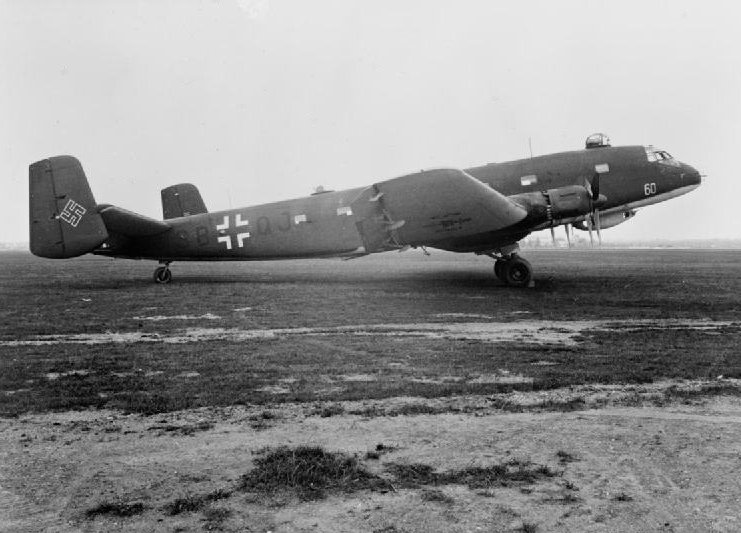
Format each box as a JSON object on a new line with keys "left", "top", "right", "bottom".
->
{"left": 501, "top": 256, "right": 532, "bottom": 288}
{"left": 153, "top": 265, "right": 172, "bottom": 284}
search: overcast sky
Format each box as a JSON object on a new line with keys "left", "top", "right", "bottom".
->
{"left": 2, "top": 0, "right": 740, "bottom": 244}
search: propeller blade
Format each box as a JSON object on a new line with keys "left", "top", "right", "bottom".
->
{"left": 595, "top": 210, "right": 602, "bottom": 246}
{"left": 591, "top": 172, "right": 600, "bottom": 200}
{"left": 584, "top": 177, "right": 592, "bottom": 198}
{"left": 586, "top": 215, "right": 594, "bottom": 247}
{"left": 564, "top": 224, "right": 572, "bottom": 248}
{"left": 550, "top": 226, "right": 557, "bottom": 247}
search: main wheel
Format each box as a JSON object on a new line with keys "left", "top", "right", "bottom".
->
{"left": 494, "top": 259, "right": 505, "bottom": 281}
{"left": 502, "top": 257, "right": 532, "bottom": 288}
{"left": 153, "top": 266, "right": 172, "bottom": 284}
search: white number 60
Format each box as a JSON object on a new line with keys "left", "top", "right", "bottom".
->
{"left": 644, "top": 182, "right": 657, "bottom": 196}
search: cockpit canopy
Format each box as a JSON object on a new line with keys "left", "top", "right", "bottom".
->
{"left": 585, "top": 133, "right": 611, "bottom": 149}
{"left": 644, "top": 145, "right": 676, "bottom": 163}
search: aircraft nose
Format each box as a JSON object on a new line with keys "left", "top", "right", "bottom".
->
{"left": 682, "top": 164, "right": 703, "bottom": 186}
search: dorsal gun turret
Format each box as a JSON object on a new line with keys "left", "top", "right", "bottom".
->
{"left": 585, "top": 133, "right": 611, "bottom": 149}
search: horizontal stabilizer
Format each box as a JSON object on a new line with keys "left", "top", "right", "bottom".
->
{"left": 161, "top": 183, "right": 207, "bottom": 219}
{"left": 97, "top": 204, "right": 171, "bottom": 237}
{"left": 351, "top": 168, "right": 527, "bottom": 252}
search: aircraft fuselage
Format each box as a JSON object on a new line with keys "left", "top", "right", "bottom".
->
{"left": 97, "top": 144, "right": 700, "bottom": 261}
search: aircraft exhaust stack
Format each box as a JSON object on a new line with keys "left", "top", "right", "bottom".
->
{"left": 29, "top": 156, "right": 109, "bottom": 258}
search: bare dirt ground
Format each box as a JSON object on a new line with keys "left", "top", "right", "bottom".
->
{"left": 2, "top": 387, "right": 741, "bottom": 532}
{"left": 1, "top": 249, "right": 740, "bottom": 532}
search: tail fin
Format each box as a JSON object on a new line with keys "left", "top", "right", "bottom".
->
{"left": 29, "top": 156, "right": 108, "bottom": 258}
{"left": 161, "top": 183, "right": 207, "bottom": 219}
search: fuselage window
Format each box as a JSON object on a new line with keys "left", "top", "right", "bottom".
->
{"left": 520, "top": 175, "right": 537, "bottom": 186}
{"left": 294, "top": 214, "right": 308, "bottom": 225}
{"left": 336, "top": 206, "right": 353, "bottom": 216}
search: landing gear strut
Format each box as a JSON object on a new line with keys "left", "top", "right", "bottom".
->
{"left": 153, "top": 262, "right": 172, "bottom": 284}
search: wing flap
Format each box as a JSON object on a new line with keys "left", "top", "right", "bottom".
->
{"left": 98, "top": 204, "right": 172, "bottom": 237}
{"left": 351, "top": 168, "right": 527, "bottom": 252}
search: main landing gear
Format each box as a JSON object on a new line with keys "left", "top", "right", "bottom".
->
{"left": 153, "top": 262, "right": 172, "bottom": 284}
{"left": 494, "top": 255, "right": 533, "bottom": 288}
{"left": 484, "top": 245, "right": 533, "bottom": 288}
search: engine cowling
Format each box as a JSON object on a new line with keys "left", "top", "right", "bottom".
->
{"left": 573, "top": 209, "right": 636, "bottom": 231}
{"left": 545, "top": 185, "right": 593, "bottom": 221}
{"left": 510, "top": 185, "right": 595, "bottom": 227}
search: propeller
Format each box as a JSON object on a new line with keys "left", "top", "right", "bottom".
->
{"left": 586, "top": 215, "right": 594, "bottom": 246}
{"left": 593, "top": 209, "right": 602, "bottom": 246}
{"left": 584, "top": 172, "right": 605, "bottom": 247}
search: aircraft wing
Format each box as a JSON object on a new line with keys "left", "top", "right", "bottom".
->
{"left": 351, "top": 168, "right": 527, "bottom": 253}
{"left": 97, "top": 204, "right": 172, "bottom": 237}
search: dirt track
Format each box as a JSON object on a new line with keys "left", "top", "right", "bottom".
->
{"left": 2, "top": 386, "right": 741, "bottom": 533}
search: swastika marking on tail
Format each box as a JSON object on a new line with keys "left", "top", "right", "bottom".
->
{"left": 59, "top": 199, "right": 86, "bottom": 227}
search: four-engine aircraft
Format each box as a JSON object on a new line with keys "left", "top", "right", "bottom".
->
{"left": 29, "top": 134, "right": 702, "bottom": 286}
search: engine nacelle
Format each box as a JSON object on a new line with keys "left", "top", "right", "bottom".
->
{"left": 573, "top": 209, "right": 637, "bottom": 231}
{"left": 510, "top": 185, "right": 594, "bottom": 227}
{"left": 545, "top": 185, "right": 593, "bottom": 221}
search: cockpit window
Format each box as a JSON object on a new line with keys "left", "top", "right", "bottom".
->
{"left": 644, "top": 146, "right": 675, "bottom": 163}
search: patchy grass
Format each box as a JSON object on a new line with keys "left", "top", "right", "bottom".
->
{"left": 85, "top": 501, "right": 146, "bottom": 518}
{"left": 2, "top": 250, "right": 741, "bottom": 416}
{"left": 147, "top": 421, "right": 214, "bottom": 436}
{"left": 239, "top": 446, "right": 391, "bottom": 500}
{"left": 659, "top": 383, "right": 741, "bottom": 403}
{"left": 163, "top": 489, "right": 232, "bottom": 515}
{"left": 365, "top": 442, "right": 398, "bottom": 460}
{"left": 420, "top": 488, "right": 455, "bottom": 504}
{"left": 561, "top": 479, "right": 579, "bottom": 491}
{"left": 541, "top": 491, "right": 581, "bottom": 505}
{"left": 349, "top": 403, "right": 468, "bottom": 417}
{"left": 556, "top": 450, "right": 579, "bottom": 464}
{"left": 201, "top": 505, "right": 232, "bottom": 529}
{"left": 386, "top": 459, "right": 559, "bottom": 489}
{"left": 489, "top": 396, "right": 592, "bottom": 413}
{"left": 248, "top": 410, "right": 280, "bottom": 430}
{"left": 237, "top": 445, "right": 558, "bottom": 502}
{"left": 311, "top": 403, "right": 345, "bottom": 417}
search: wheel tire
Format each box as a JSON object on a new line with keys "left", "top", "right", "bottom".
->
{"left": 502, "top": 257, "right": 532, "bottom": 288}
{"left": 494, "top": 260, "right": 505, "bottom": 280}
{"left": 154, "top": 266, "right": 172, "bottom": 284}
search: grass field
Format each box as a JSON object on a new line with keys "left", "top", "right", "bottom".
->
{"left": 2, "top": 249, "right": 740, "bottom": 417}
{"left": 3, "top": 248, "right": 741, "bottom": 532}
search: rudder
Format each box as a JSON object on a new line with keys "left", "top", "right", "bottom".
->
{"left": 29, "top": 156, "right": 108, "bottom": 258}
